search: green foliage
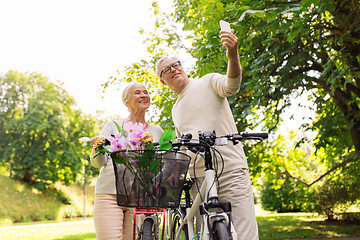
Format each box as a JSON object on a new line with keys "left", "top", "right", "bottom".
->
{"left": 173, "top": 0, "right": 360, "bottom": 148}
{"left": 255, "top": 131, "right": 318, "bottom": 211}
{"left": 261, "top": 177, "right": 308, "bottom": 213}
{"left": 0, "top": 71, "right": 100, "bottom": 188}
{"left": 307, "top": 161, "right": 360, "bottom": 220}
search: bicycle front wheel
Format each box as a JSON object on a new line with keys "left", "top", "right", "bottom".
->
{"left": 213, "top": 221, "right": 230, "bottom": 240}
{"left": 143, "top": 218, "right": 153, "bottom": 240}
{"left": 171, "top": 209, "right": 189, "bottom": 240}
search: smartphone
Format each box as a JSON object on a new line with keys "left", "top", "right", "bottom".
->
{"left": 219, "top": 20, "right": 231, "bottom": 32}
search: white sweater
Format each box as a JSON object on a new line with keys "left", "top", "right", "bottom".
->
{"left": 172, "top": 73, "right": 248, "bottom": 178}
{"left": 90, "top": 120, "right": 163, "bottom": 194}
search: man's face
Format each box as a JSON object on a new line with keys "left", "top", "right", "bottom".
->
{"left": 158, "top": 58, "right": 189, "bottom": 93}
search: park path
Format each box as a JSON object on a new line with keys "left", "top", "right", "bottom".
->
{"left": 0, "top": 219, "right": 93, "bottom": 229}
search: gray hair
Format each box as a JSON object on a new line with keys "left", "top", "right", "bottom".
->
{"left": 155, "top": 56, "right": 180, "bottom": 79}
{"left": 121, "top": 81, "right": 145, "bottom": 106}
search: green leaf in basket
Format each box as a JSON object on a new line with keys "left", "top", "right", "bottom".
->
{"left": 160, "top": 142, "right": 172, "bottom": 150}
{"left": 138, "top": 148, "right": 155, "bottom": 167}
{"left": 135, "top": 155, "right": 146, "bottom": 167}
{"left": 112, "top": 155, "right": 126, "bottom": 164}
{"left": 110, "top": 151, "right": 128, "bottom": 164}
{"left": 143, "top": 149, "right": 156, "bottom": 160}
{"left": 150, "top": 158, "right": 160, "bottom": 174}
{"left": 113, "top": 120, "right": 122, "bottom": 132}
{"left": 159, "top": 129, "right": 175, "bottom": 150}
{"left": 93, "top": 148, "right": 111, "bottom": 159}
{"left": 99, "top": 148, "right": 111, "bottom": 153}
{"left": 145, "top": 144, "right": 156, "bottom": 151}
{"left": 113, "top": 120, "right": 127, "bottom": 137}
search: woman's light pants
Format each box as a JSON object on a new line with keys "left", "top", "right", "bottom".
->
{"left": 93, "top": 194, "right": 133, "bottom": 240}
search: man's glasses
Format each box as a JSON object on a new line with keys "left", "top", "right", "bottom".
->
{"left": 160, "top": 61, "right": 181, "bottom": 77}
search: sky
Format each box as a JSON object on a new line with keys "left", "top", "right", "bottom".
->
{"left": 0, "top": 0, "right": 172, "bottom": 118}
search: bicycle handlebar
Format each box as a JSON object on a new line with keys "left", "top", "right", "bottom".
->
{"left": 155, "top": 131, "right": 268, "bottom": 151}
{"left": 226, "top": 132, "right": 269, "bottom": 142}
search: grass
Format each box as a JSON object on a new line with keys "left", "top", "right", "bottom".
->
{"left": 1, "top": 212, "right": 359, "bottom": 240}
{"left": 257, "top": 212, "right": 360, "bottom": 239}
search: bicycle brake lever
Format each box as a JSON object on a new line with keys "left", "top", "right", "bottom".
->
{"left": 215, "top": 137, "right": 229, "bottom": 146}
{"left": 188, "top": 146, "right": 204, "bottom": 154}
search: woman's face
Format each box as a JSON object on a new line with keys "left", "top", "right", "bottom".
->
{"left": 126, "top": 83, "right": 150, "bottom": 112}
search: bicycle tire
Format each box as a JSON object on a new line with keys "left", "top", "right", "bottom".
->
{"left": 143, "top": 218, "right": 153, "bottom": 240}
{"left": 213, "top": 221, "right": 230, "bottom": 240}
{"left": 171, "top": 209, "right": 189, "bottom": 240}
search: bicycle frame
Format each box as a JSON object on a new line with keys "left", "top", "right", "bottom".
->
{"left": 172, "top": 168, "right": 238, "bottom": 240}
{"left": 133, "top": 207, "right": 166, "bottom": 240}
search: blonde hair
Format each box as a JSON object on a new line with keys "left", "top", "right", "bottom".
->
{"left": 121, "top": 81, "right": 145, "bottom": 106}
{"left": 155, "top": 56, "right": 180, "bottom": 79}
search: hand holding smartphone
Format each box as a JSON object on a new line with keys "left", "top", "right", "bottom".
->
{"left": 219, "top": 20, "right": 231, "bottom": 32}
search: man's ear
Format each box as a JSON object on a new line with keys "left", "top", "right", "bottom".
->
{"left": 160, "top": 79, "right": 166, "bottom": 85}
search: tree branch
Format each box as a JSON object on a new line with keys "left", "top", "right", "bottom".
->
{"left": 282, "top": 156, "right": 358, "bottom": 187}
{"left": 314, "top": 79, "right": 353, "bottom": 107}
{"left": 266, "top": 100, "right": 283, "bottom": 133}
{"left": 342, "top": 78, "right": 360, "bottom": 98}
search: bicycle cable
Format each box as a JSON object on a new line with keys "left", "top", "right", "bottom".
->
{"left": 191, "top": 137, "right": 224, "bottom": 203}
{"left": 192, "top": 142, "right": 205, "bottom": 203}
{"left": 210, "top": 146, "right": 226, "bottom": 197}
{"left": 185, "top": 137, "right": 210, "bottom": 204}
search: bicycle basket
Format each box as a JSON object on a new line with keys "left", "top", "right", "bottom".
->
{"left": 112, "top": 149, "right": 190, "bottom": 208}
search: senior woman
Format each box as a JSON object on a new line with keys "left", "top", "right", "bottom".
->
{"left": 90, "top": 81, "right": 163, "bottom": 240}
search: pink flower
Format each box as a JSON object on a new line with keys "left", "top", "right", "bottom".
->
{"left": 128, "top": 135, "right": 143, "bottom": 150}
{"left": 105, "top": 122, "right": 151, "bottom": 153}
{"left": 108, "top": 132, "right": 129, "bottom": 152}
{"left": 124, "top": 122, "right": 146, "bottom": 137}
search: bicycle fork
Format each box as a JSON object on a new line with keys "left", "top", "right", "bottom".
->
{"left": 199, "top": 169, "right": 237, "bottom": 240}
{"left": 175, "top": 169, "right": 237, "bottom": 240}
{"left": 200, "top": 138, "right": 237, "bottom": 240}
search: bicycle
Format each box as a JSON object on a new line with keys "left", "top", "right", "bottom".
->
{"left": 164, "top": 130, "right": 268, "bottom": 240}
{"left": 111, "top": 131, "right": 267, "bottom": 240}
{"left": 112, "top": 148, "right": 191, "bottom": 240}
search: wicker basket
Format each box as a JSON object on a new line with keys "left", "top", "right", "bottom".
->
{"left": 112, "top": 149, "right": 190, "bottom": 208}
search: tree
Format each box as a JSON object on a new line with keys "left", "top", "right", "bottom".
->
{"left": 172, "top": 0, "right": 360, "bottom": 172}
{"left": 0, "top": 71, "right": 99, "bottom": 189}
